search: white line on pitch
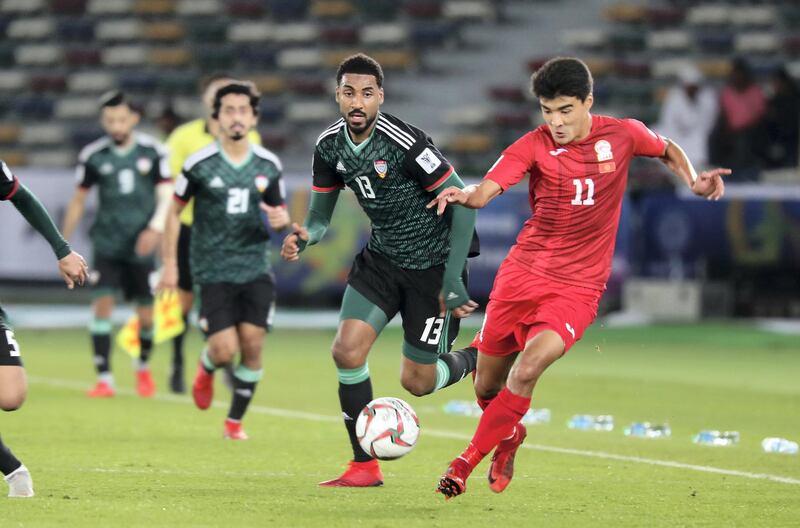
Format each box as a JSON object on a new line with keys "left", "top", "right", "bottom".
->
{"left": 30, "top": 376, "right": 800, "bottom": 487}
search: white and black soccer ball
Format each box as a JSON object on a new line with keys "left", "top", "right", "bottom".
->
{"left": 356, "top": 397, "right": 420, "bottom": 460}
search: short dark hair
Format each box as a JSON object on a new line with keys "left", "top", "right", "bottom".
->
{"left": 98, "top": 90, "right": 128, "bottom": 109}
{"left": 531, "top": 57, "right": 593, "bottom": 102}
{"left": 336, "top": 53, "right": 384, "bottom": 88}
{"left": 212, "top": 81, "right": 260, "bottom": 118}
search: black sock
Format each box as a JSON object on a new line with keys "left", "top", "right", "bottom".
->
{"left": 339, "top": 378, "right": 373, "bottom": 462}
{"left": 438, "top": 346, "right": 478, "bottom": 390}
{"left": 91, "top": 333, "right": 111, "bottom": 375}
{"left": 228, "top": 378, "right": 257, "bottom": 421}
{"left": 139, "top": 330, "right": 153, "bottom": 365}
{"left": 171, "top": 316, "right": 188, "bottom": 371}
{"left": 0, "top": 434, "right": 22, "bottom": 476}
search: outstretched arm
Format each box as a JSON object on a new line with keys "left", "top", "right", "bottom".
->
{"left": 156, "top": 200, "right": 184, "bottom": 293}
{"left": 660, "top": 139, "right": 728, "bottom": 201}
{"left": 427, "top": 179, "right": 503, "bottom": 216}
{"left": 281, "top": 189, "right": 340, "bottom": 261}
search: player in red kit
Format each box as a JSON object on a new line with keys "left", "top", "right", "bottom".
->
{"left": 428, "top": 57, "right": 729, "bottom": 499}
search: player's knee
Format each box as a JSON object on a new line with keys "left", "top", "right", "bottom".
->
{"left": 331, "top": 338, "right": 366, "bottom": 369}
{"left": 474, "top": 383, "right": 501, "bottom": 401}
{"left": 210, "top": 344, "right": 237, "bottom": 365}
{"left": 400, "top": 376, "right": 433, "bottom": 397}
{"left": 0, "top": 392, "right": 25, "bottom": 411}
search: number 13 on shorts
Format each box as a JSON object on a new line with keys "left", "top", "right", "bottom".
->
{"left": 420, "top": 316, "right": 444, "bottom": 345}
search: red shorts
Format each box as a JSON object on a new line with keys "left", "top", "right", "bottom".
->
{"left": 471, "top": 258, "right": 601, "bottom": 356}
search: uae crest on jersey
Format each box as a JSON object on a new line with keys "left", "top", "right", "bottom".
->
{"left": 254, "top": 175, "right": 269, "bottom": 193}
{"left": 136, "top": 157, "right": 152, "bottom": 174}
{"left": 374, "top": 159, "right": 388, "bottom": 178}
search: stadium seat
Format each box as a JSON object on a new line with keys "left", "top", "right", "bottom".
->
{"left": 0, "top": 125, "right": 21, "bottom": 145}
{"left": 170, "top": 96, "right": 202, "bottom": 119}
{"left": 488, "top": 86, "right": 526, "bottom": 103}
{"left": 27, "top": 149, "right": 74, "bottom": 168}
{"left": 784, "top": 36, "right": 800, "bottom": 56}
{"left": 0, "top": 43, "right": 15, "bottom": 68}
{"left": 67, "top": 72, "right": 116, "bottom": 93}
{"left": 360, "top": 24, "right": 407, "bottom": 47}
{"left": 237, "top": 46, "right": 278, "bottom": 69}
{"left": 119, "top": 71, "right": 158, "bottom": 92}
{"left": 310, "top": 0, "right": 356, "bottom": 19}
{"left": 258, "top": 130, "right": 288, "bottom": 151}
{"left": 143, "top": 22, "right": 185, "bottom": 42}
{"left": 354, "top": 0, "right": 398, "bottom": 20}
{"left": 582, "top": 57, "right": 614, "bottom": 78}
{"left": 134, "top": 0, "right": 175, "bottom": 15}
{"left": 285, "top": 101, "right": 336, "bottom": 123}
{"left": 273, "top": 23, "right": 319, "bottom": 44}
{"left": 607, "top": 28, "right": 646, "bottom": 53}
{"left": 228, "top": 22, "right": 275, "bottom": 43}
{"left": 87, "top": 0, "right": 132, "bottom": 15}
{"left": 7, "top": 17, "right": 55, "bottom": 40}
{"left": 258, "top": 99, "right": 285, "bottom": 123}
{"left": 405, "top": 1, "right": 443, "bottom": 19}
{"left": 287, "top": 76, "right": 327, "bottom": 97}
{"left": 267, "top": 0, "right": 310, "bottom": 21}
{"left": 150, "top": 47, "right": 192, "bottom": 67}
{"left": 561, "top": 29, "right": 606, "bottom": 51}
{"left": 698, "top": 59, "right": 731, "bottom": 80}
{"left": 0, "top": 72, "right": 28, "bottom": 92}
{"left": 445, "top": 133, "right": 493, "bottom": 154}
{"left": 176, "top": 0, "right": 221, "bottom": 16}
{"left": 783, "top": 6, "right": 800, "bottom": 29}
{"left": 697, "top": 33, "right": 733, "bottom": 54}
{"left": 493, "top": 111, "right": 531, "bottom": 129}
{"left": 734, "top": 33, "right": 779, "bottom": 55}
{"left": 195, "top": 46, "right": 235, "bottom": 70}
{"left": 687, "top": 5, "right": 728, "bottom": 26}
{"left": 15, "top": 44, "right": 62, "bottom": 66}
{"left": 29, "top": 74, "right": 67, "bottom": 93}
{"left": 645, "top": 6, "right": 684, "bottom": 28}
{"left": 444, "top": 105, "right": 490, "bottom": 127}
{"left": 322, "top": 49, "right": 358, "bottom": 68}
{"left": 70, "top": 125, "right": 104, "bottom": 149}
{"left": 156, "top": 72, "right": 199, "bottom": 94}
{"left": 0, "top": 151, "right": 26, "bottom": 166}
{"left": 50, "top": 0, "right": 87, "bottom": 15}
{"left": 409, "top": 22, "right": 453, "bottom": 48}
{"left": 647, "top": 30, "right": 691, "bottom": 53}
{"left": 371, "top": 50, "right": 415, "bottom": 70}
{"left": 54, "top": 97, "right": 98, "bottom": 119}
{"left": 251, "top": 74, "right": 286, "bottom": 96}
{"left": 65, "top": 46, "right": 102, "bottom": 67}
{"left": 20, "top": 124, "right": 67, "bottom": 146}
{"left": 276, "top": 49, "right": 323, "bottom": 70}
{"left": 14, "top": 97, "right": 54, "bottom": 119}
{"left": 96, "top": 19, "right": 143, "bottom": 41}
{"left": 102, "top": 46, "right": 148, "bottom": 66}
{"left": 614, "top": 60, "right": 650, "bottom": 79}
{"left": 57, "top": 17, "right": 95, "bottom": 41}
{"left": 604, "top": 3, "right": 646, "bottom": 24}
{"left": 729, "top": 6, "right": 776, "bottom": 28}
{"left": 443, "top": 1, "right": 495, "bottom": 23}
{"left": 0, "top": 0, "right": 45, "bottom": 14}
{"left": 227, "top": 1, "right": 265, "bottom": 18}
{"left": 187, "top": 18, "right": 228, "bottom": 43}
{"left": 320, "top": 25, "right": 359, "bottom": 46}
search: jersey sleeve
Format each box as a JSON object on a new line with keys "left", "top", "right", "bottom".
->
{"left": 402, "top": 133, "right": 454, "bottom": 192}
{"left": 624, "top": 119, "right": 667, "bottom": 157}
{"left": 173, "top": 168, "right": 197, "bottom": 205}
{"left": 0, "top": 160, "right": 20, "bottom": 200}
{"left": 75, "top": 155, "right": 100, "bottom": 189}
{"left": 484, "top": 132, "right": 537, "bottom": 191}
{"left": 153, "top": 143, "right": 172, "bottom": 184}
{"left": 312, "top": 146, "right": 344, "bottom": 192}
{"left": 262, "top": 168, "right": 287, "bottom": 207}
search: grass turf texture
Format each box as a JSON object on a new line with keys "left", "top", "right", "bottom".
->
{"left": 2, "top": 324, "right": 798, "bottom": 527}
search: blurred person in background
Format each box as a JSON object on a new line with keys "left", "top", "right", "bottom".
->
{"left": 163, "top": 74, "right": 262, "bottom": 394}
{"left": 1, "top": 160, "right": 88, "bottom": 498}
{"left": 159, "top": 82, "right": 288, "bottom": 440}
{"left": 761, "top": 67, "right": 800, "bottom": 169}
{"left": 709, "top": 57, "right": 766, "bottom": 180}
{"left": 61, "top": 91, "right": 173, "bottom": 399}
{"left": 655, "top": 63, "right": 717, "bottom": 170}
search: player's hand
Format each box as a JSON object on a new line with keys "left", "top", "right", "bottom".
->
{"left": 135, "top": 228, "right": 161, "bottom": 257}
{"left": 260, "top": 202, "right": 290, "bottom": 231}
{"left": 439, "top": 277, "right": 478, "bottom": 318}
{"left": 58, "top": 251, "right": 89, "bottom": 289}
{"left": 155, "top": 263, "right": 178, "bottom": 296}
{"left": 692, "top": 168, "right": 729, "bottom": 201}
{"left": 281, "top": 222, "right": 309, "bottom": 262}
{"left": 426, "top": 186, "right": 469, "bottom": 216}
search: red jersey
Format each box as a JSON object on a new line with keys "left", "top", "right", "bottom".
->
{"left": 485, "top": 115, "right": 666, "bottom": 291}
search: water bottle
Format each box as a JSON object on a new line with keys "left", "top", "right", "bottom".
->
{"left": 624, "top": 422, "right": 671, "bottom": 438}
{"left": 693, "top": 430, "right": 739, "bottom": 446}
{"left": 568, "top": 414, "right": 614, "bottom": 431}
{"left": 521, "top": 408, "right": 551, "bottom": 425}
{"left": 761, "top": 437, "right": 799, "bottom": 455}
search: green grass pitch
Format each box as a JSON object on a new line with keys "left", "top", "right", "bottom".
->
{"left": 2, "top": 323, "right": 799, "bottom": 527}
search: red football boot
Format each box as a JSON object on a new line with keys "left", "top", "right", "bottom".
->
{"left": 87, "top": 381, "right": 115, "bottom": 398}
{"left": 223, "top": 419, "right": 249, "bottom": 440}
{"left": 192, "top": 362, "right": 214, "bottom": 410}
{"left": 318, "top": 460, "right": 383, "bottom": 487}
{"left": 436, "top": 456, "right": 474, "bottom": 500}
{"left": 136, "top": 369, "right": 156, "bottom": 397}
{"left": 487, "top": 423, "right": 527, "bottom": 493}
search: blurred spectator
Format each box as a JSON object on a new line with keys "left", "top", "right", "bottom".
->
{"left": 709, "top": 58, "right": 766, "bottom": 180}
{"left": 655, "top": 63, "right": 717, "bottom": 169}
{"left": 761, "top": 68, "right": 800, "bottom": 169}
{"left": 156, "top": 105, "right": 181, "bottom": 139}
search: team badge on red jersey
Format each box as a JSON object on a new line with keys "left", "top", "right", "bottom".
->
{"left": 136, "top": 157, "right": 152, "bottom": 174}
{"left": 254, "top": 175, "right": 268, "bottom": 192}
{"left": 594, "top": 140, "right": 613, "bottom": 162}
{"left": 374, "top": 159, "right": 388, "bottom": 178}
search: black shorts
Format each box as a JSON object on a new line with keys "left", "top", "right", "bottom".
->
{"left": 198, "top": 274, "right": 276, "bottom": 336}
{"left": 0, "top": 306, "right": 22, "bottom": 367}
{"left": 177, "top": 223, "right": 193, "bottom": 292}
{"left": 347, "top": 247, "right": 467, "bottom": 357}
{"left": 92, "top": 254, "right": 154, "bottom": 303}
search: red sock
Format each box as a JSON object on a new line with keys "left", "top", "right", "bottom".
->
{"left": 476, "top": 396, "right": 493, "bottom": 410}
{"left": 462, "top": 388, "right": 530, "bottom": 466}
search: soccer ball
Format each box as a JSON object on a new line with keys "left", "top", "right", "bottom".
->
{"left": 356, "top": 397, "right": 420, "bottom": 460}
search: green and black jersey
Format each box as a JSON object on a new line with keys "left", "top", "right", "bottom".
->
{"left": 77, "top": 132, "right": 171, "bottom": 260}
{"left": 174, "top": 142, "right": 285, "bottom": 285}
{"left": 313, "top": 112, "right": 474, "bottom": 270}
{"left": 0, "top": 159, "right": 20, "bottom": 201}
